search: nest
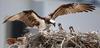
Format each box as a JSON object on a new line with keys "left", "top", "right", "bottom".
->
{"left": 7, "top": 31, "right": 100, "bottom": 48}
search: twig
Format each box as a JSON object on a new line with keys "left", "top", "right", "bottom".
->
{"left": 60, "top": 38, "right": 65, "bottom": 48}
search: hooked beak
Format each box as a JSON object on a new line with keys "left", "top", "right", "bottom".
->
{"left": 50, "top": 19, "right": 56, "bottom": 27}
{"left": 53, "top": 23, "right": 56, "bottom": 27}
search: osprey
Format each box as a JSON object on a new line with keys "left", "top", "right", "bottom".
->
{"left": 3, "top": 3, "right": 95, "bottom": 32}
{"left": 58, "top": 23, "right": 64, "bottom": 32}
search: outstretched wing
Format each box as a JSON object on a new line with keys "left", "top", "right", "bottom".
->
{"left": 49, "top": 3, "right": 95, "bottom": 20}
{"left": 3, "top": 10, "right": 43, "bottom": 27}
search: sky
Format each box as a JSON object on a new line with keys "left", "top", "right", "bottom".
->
{"left": 0, "top": 0, "right": 100, "bottom": 48}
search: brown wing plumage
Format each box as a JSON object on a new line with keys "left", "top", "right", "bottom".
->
{"left": 3, "top": 16, "right": 13, "bottom": 23}
{"left": 49, "top": 3, "right": 95, "bottom": 20}
{"left": 3, "top": 10, "right": 41, "bottom": 27}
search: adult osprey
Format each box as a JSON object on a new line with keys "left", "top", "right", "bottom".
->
{"left": 3, "top": 3, "right": 95, "bottom": 32}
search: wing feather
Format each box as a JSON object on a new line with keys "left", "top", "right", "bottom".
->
{"left": 3, "top": 10, "right": 42, "bottom": 27}
{"left": 49, "top": 3, "right": 95, "bottom": 19}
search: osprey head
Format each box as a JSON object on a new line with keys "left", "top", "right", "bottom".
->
{"left": 50, "top": 19, "right": 56, "bottom": 27}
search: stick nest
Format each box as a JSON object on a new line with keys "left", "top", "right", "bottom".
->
{"left": 8, "top": 31, "right": 100, "bottom": 48}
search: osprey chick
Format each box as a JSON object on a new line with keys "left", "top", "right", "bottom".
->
{"left": 58, "top": 23, "right": 64, "bottom": 32}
